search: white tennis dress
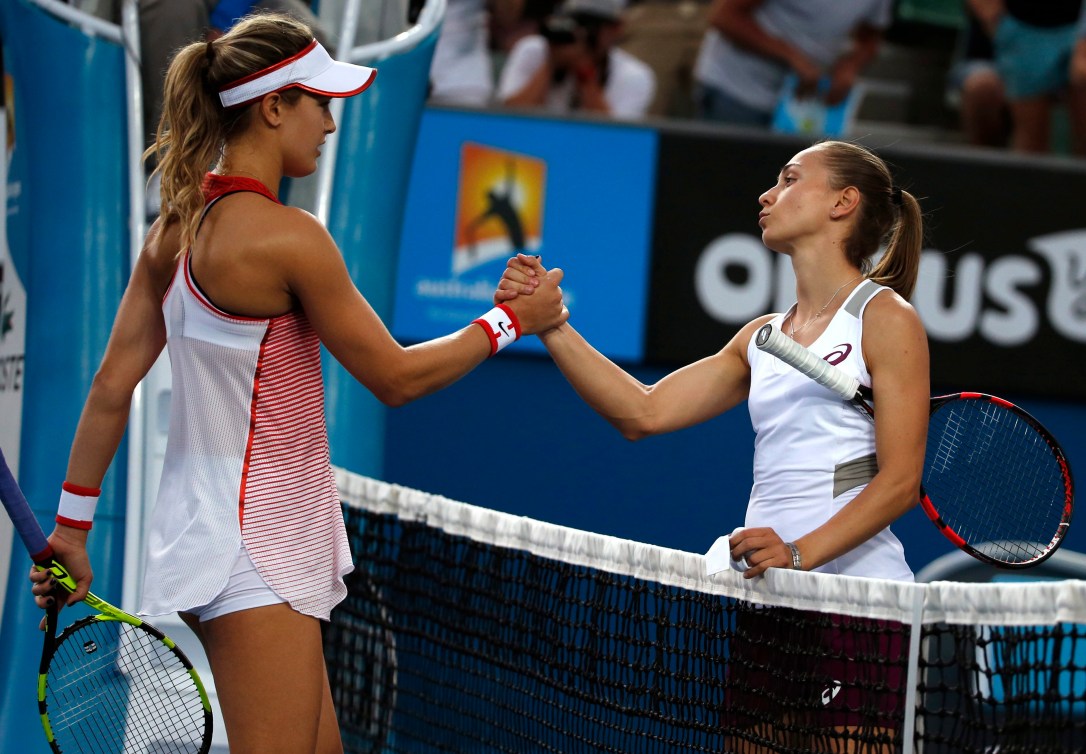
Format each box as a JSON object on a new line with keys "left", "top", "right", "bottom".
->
{"left": 139, "top": 176, "right": 353, "bottom": 620}
{"left": 745, "top": 279, "right": 913, "bottom": 581}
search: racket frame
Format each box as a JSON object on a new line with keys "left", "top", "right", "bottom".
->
{"left": 0, "top": 449, "right": 213, "bottom": 753}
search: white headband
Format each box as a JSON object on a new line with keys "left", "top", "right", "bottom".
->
{"left": 218, "top": 40, "right": 377, "bottom": 108}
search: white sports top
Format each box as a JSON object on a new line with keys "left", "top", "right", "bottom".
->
{"left": 745, "top": 279, "right": 913, "bottom": 581}
{"left": 139, "top": 176, "right": 353, "bottom": 620}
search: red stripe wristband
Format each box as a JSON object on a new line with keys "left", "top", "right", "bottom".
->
{"left": 472, "top": 304, "right": 521, "bottom": 356}
{"left": 56, "top": 481, "right": 101, "bottom": 530}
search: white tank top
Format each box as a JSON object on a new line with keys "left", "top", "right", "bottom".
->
{"left": 745, "top": 279, "right": 913, "bottom": 581}
{"left": 140, "top": 244, "right": 353, "bottom": 620}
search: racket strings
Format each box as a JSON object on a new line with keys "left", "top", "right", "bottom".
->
{"left": 46, "top": 619, "right": 207, "bottom": 753}
{"left": 924, "top": 399, "right": 1070, "bottom": 565}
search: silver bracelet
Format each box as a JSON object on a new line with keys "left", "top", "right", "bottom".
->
{"left": 785, "top": 542, "right": 802, "bottom": 571}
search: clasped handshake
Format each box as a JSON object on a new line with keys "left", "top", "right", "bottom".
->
{"left": 493, "top": 253, "right": 568, "bottom": 336}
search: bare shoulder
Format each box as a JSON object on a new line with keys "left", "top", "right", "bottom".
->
{"left": 245, "top": 202, "right": 338, "bottom": 260}
{"left": 864, "top": 288, "right": 925, "bottom": 338}
{"left": 862, "top": 288, "right": 928, "bottom": 371}
{"left": 234, "top": 205, "right": 353, "bottom": 306}
{"left": 268, "top": 202, "right": 325, "bottom": 233}
{"left": 205, "top": 198, "right": 343, "bottom": 285}
{"left": 720, "top": 312, "right": 778, "bottom": 366}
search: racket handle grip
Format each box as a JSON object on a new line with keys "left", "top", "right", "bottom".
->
{"left": 755, "top": 324, "right": 860, "bottom": 400}
{"left": 0, "top": 446, "right": 54, "bottom": 563}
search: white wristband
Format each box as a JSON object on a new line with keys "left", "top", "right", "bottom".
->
{"left": 57, "top": 482, "right": 101, "bottom": 531}
{"left": 472, "top": 304, "right": 521, "bottom": 356}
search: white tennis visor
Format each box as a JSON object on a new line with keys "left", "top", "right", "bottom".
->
{"left": 218, "top": 40, "right": 377, "bottom": 108}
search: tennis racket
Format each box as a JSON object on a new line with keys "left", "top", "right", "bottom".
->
{"left": 0, "top": 447, "right": 212, "bottom": 754}
{"left": 755, "top": 323, "right": 1074, "bottom": 569}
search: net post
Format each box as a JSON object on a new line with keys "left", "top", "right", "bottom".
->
{"left": 902, "top": 585, "right": 925, "bottom": 753}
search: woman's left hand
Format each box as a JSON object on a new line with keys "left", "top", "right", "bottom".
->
{"left": 729, "top": 527, "right": 799, "bottom": 579}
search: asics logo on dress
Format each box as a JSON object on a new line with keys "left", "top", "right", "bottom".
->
{"left": 823, "top": 343, "right": 852, "bottom": 366}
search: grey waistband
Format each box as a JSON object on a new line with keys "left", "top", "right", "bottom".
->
{"left": 834, "top": 452, "right": 878, "bottom": 498}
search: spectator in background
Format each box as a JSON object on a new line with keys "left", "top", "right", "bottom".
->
{"left": 489, "top": 0, "right": 562, "bottom": 72}
{"left": 497, "top": 0, "right": 656, "bottom": 119}
{"left": 946, "top": 9, "right": 1011, "bottom": 148}
{"left": 428, "top": 0, "right": 496, "bottom": 106}
{"left": 691, "top": 0, "right": 892, "bottom": 129}
{"left": 968, "top": 0, "right": 1086, "bottom": 155}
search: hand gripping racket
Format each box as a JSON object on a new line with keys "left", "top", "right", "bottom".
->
{"left": 0, "top": 448, "right": 212, "bottom": 753}
{"left": 755, "top": 323, "right": 1074, "bottom": 569}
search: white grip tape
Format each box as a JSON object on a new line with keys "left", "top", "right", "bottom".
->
{"left": 755, "top": 324, "right": 859, "bottom": 399}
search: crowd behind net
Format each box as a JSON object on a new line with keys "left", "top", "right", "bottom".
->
{"left": 326, "top": 467, "right": 1086, "bottom": 754}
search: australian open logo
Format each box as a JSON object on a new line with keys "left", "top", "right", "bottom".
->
{"left": 451, "top": 143, "right": 546, "bottom": 276}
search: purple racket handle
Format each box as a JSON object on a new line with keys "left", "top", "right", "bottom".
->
{"left": 0, "top": 447, "right": 54, "bottom": 564}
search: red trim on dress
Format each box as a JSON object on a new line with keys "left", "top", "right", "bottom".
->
{"left": 238, "top": 324, "right": 272, "bottom": 528}
{"left": 201, "top": 173, "right": 281, "bottom": 205}
{"left": 182, "top": 255, "right": 268, "bottom": 323}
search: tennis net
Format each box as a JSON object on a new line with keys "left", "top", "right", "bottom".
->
{"left": 325, "top": 467, "right": 1086, "bottom": 753}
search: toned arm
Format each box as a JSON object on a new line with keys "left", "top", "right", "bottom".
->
{"left": 538, "top": 315, "right": 771, "bottom": 440}
{"left": 46, "top": 218, "right": 180, "bottom": 603}
{"left": 64, "top": 218, "right": 179, "bottom": 488}
{"left": 273, "top": 209, "right": 566, "bottom": 407}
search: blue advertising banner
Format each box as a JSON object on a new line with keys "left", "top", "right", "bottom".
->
{"left": 392, "top": 108, "right": 657, "bottom": 362}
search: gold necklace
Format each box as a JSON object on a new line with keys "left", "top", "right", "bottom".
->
{"left": 789, "top": 274, "right": 862, "bottom": 339}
